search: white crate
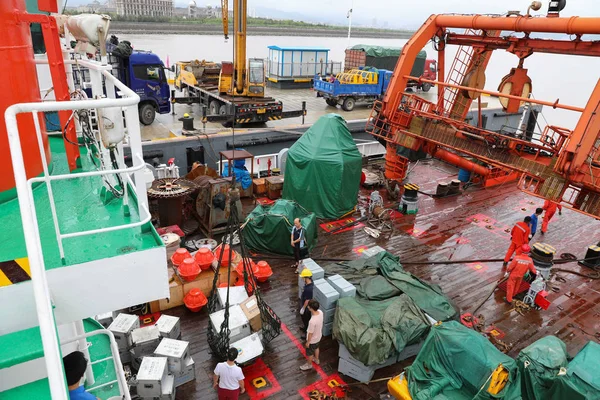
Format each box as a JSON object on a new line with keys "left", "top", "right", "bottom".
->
{"left": 108, "top": 313, "right": 140, "bottom": 350}
{"left": 322, "top": 321, "right": 333, "bottom": 337}
{"left": 154, "top": 338, "right": 190, "bottom": 373}
{"left": 95, "top": 312, "right": 113, "bottom": 328}
{"left": 230, "top": 332, "right": 263, "bottom": 365}
{"left": 338, "top": 357, "right": 375, "bottom": 383}
{"left": 210, "top": 305, "right": 252, "bottom": 344}
{"left": 137, "top": 357, "right": 168, "bottom": 398}
{"left": 322, "top": 307, "right": 336, "bottom": 325}
{"left": 217, "top": 286, "right": 249, "bottom": 309}
{"left": 298, "top": 258, "right": 325, "bottom": 299}
{"left": 131, "top": 326, "right": 161, "bottom": 359}
{"left": 155, "top": 315, "right": 181, "bottom": 340}
{"left": 158, "top": 374, "right": 175, "bottom": 400}
{"left": 174, "top": 356, "right": 196, "bottom": 387}
{"left": 327, "top": 275, "right": 356, "bottom": 298}
{"left": 361, "top": 246, "right": 386, "bottom": 258}
{"left": 313, "top": 279, "right": 340, "bottom": 310}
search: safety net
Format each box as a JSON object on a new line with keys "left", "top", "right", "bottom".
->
{"left": 406, "top": 321, "right": 523, "bottom": 400}
{"left": 516, "top": 337, "right": 600, "bottom": 399}
{"left": 283, "top": 114, "right": 362, "bottom": 219}
{"left": 242, "top": 199, "right": 317, "bottom": 256}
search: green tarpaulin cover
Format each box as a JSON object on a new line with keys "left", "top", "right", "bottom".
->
{"left": 333, "top": 295, "right": 430, "bottom": 366}
{"left": 283, "top": 114, "right": 362, "bottom": 219}
{"left": 243, "top": 199, "right": 317, "bottom": 256}
{"left": 516, "top": 337, "right": 600, "bottom": 400}
{"left": 350, "top": 44, "right": 426, "bottom": 60}
{"left": 406, "top": 321, "right": 523, "bottom": 400}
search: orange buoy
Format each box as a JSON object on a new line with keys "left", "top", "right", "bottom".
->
{"left": 194, "top": 248, "right": 215, "bottom": 271}
{"left": 213, "top": 244, "right": 238, "bottom": 267}
{"left": 171, "top": 248, "right": 191, "bottom": 267}
{"left": 235, "top": 258, "right": 258, "bottom": 277}
{"left": 183, "top": 288, "right": 207, "bottom": 312}
{"left": 178, "top": 258, "right": 201, "bottom": 282}
{"left": 255, "top": 261, "right": 273, "bottom": 283}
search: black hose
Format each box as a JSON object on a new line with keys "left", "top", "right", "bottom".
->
{"left": 472, "top": 276, "right": 508, "bottom": 314}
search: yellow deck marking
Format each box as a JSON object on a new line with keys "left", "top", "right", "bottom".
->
{"left": 16, "top": 257, "right": 30, "bottom": 277}
{"left": 0, "top": 270, "right": 12, "bottom": 287}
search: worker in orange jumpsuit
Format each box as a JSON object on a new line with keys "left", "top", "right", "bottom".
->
{"left": 541, "top": 200, "right": 562, "bottom": 234}
{"left": 503, "top": 216, "right": 531, "bottom": 267}
{"left": 504, "top": 244, "right": 537, "bottom": 303}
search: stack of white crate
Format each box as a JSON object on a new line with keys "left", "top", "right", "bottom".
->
{"left": 312, "top": 279, "right": 339, "bottom": 337}
{"left": 130, "top": 325, "right": 161, "bottom": 370}
{"left": 323, "top": 274, "right": 356, "bottom": 336}
{"left": 155, "top": 314, "right": 181, "bottom": 340}
{"left": 136, "top": 357, "right": 176, "bottom": 400}
{"left": 154, "top": 338, "right": 196, "bottom": 387}
{"left": 298, "top": 258, "right": 325, "bottom": 299}
{"left": 209, "top": 305, "right": 252, "bottom": 343}
{"left": 108, "top": 313, "right": 140, "bottom": 364}
{"left": 360, "top": 246, "right": 386, "bottom": 258}
{"left": 217, "top": 286, "right": 249, "bottom": 309}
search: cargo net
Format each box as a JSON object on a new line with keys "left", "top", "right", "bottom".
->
{"left": 207, "top": 188, "right": 281, "bottom": 360}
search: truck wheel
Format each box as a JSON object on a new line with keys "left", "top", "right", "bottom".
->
{"left": 342, "top": 97, "right": 356, "bottom": 112}
{"left": 422, "top": 83, "right": 432, "bottom": 92}
{"left": 219, "top": 105, "right": 228, "bottom": 115}
{"left": 326, "top": 99, "right": 338, "bottom": 107}
{"left": 209, "top": 100, "right": 220, "bottom": 115}
{"left": 139, "top": 103, "right": 156, "bottom": 125}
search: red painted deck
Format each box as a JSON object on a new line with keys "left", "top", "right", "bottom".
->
{"left": 169, "top": 159, "right": 600, "bottom": 399}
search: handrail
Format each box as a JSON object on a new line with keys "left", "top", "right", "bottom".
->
{"left": 60, "top": 330, "right": 132, "bottom": 400}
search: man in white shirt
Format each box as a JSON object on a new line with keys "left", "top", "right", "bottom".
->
{"left": 213, "top": 347, "right": 245, "bottom": 399}
{"left": 300, "top": 299, "right": 323, "bottom": 371}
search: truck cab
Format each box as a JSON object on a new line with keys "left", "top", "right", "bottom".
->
{"left": 110, "top": 51, "right": 171, "bottom": 125}
{"left": 419, "top": 59, "right": 438, "bottom": 92}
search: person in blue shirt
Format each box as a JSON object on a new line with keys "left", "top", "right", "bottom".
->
{"left": 529, "top": 208, "right": 543, "bottom": 241}
{"left": 63, "top": 351, "right": 100, "bottom": 400}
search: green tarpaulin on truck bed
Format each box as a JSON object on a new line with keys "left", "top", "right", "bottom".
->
{"left": 243, "top": 199, "right": 317, "bottom": 256}
{"left": 350, "top": 44, "right": 427, "bottom": 73}
{"left": 351, "top": 44, "right": 426, "bottom": 60}
{"left": 516, "top": 337, "right": 600, "bottom": 400}
{"left": 333, "top": 294, "right": 430, "bottom": 366}
{"left": 283, "top": 114, "right": 362, "bottom": 219}
{"left": 406, "top": 321, "right": 523, "bottom": 400}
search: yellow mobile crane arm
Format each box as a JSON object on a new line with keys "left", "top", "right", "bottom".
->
{"left": 233, "top": 0, "right": 247, "bottom": 94}
{"left": 221, "top": 0, "right": 229, "bottom": 39}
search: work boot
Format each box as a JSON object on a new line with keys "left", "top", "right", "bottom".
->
{"left": 502, "top": 262, "right": 508, "bottom": 268}
{"left": 300, "top": 363, "right": 313, "bottom": 371}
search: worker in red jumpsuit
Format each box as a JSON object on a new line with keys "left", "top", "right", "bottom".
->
{"left": 541, "top": 200, "right": 562, "bottom": 234}
{"left": 504, "top": 244, "right": 537, "bottom": 303}
{"left": 503, "top": 216, "right": 532, "bottom": 267}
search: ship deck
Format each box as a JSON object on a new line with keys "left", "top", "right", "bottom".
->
{"left": 166, "top": 159, "right": 600, "bottom": 399}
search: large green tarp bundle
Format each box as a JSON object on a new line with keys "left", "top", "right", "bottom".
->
{"left": 406, "top": 321, "right": 523, "bottom": 400}
{"left": 333, "top": 295, "right": 431, "bottom": 366}
{"left": 243, "top": 199, "right": 317, "bottom": 256}
{"left": 283, "top": 114, "right": 362, "bottom": 219}
{"left": 517, "top": 338, "right": 600, "bottom": 400}
{"left": 349, "top": 44, "right": 427, "bottom": 75}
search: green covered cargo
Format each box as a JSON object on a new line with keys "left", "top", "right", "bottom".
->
{"left": 406, "top": 321, "right": 523, "bottom": 400}
{"left": 348, "top": 44, "right": 427, "bottom": 76}
{"left": 283, "top": 114, "right": 362, "bottom": 219}
{"left": 243, "top": 199, "right": 317, "bottom": 256}
{"left": 516, "top": 337, "right": 600, "bottom": 400}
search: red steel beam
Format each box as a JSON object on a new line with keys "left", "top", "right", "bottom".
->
{"left": 446, "top": 34, "right": 600, "bottom": 57}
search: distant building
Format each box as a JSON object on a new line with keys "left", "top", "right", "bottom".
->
{"left": 116, "top": 0, "right": 173, "bottom": 17}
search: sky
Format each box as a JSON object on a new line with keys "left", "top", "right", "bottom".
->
{"left": 69, "top": 0, "right": 600, "bottom": 29}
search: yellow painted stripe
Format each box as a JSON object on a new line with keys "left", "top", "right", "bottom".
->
{"left": 294, "top": 79, "right": 312, "bottom": 83}
{"left": 16, "top": 257, "right": 31, "bottom": 277}
{"left": 0, "top": 269, "right": 12, "bottom": 287}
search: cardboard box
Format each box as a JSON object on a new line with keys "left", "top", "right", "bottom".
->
{"left": 131, "top": 326, "right": 161, "bottom": 358}
{"left": 154, "top": 338, "right": 190, "bottom": 373}
{"left": 182, "top": 274, "right": 213, "bottom": 299}
{"left": 240, "top": 295, "right": 262, "bottom": 332}
{"left": 159, "top": 276, "right": 184, "bottom": 311}
{"left": 137, "top": 357, "right": 169, "bottom": 398}
{"left": 108, "top": 313, "right": 140, "bottom": 350}
{"left": 155, "top": 314, "right": 181, "bottom": 340}
{"left": 253, "top": 178, "right": 266, "bottom": 195}
{"left": 174, "top": 356, "right": 196, "bottom": 387}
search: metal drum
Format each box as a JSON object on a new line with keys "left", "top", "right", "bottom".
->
{"left": 530, "top": 243, "right": 556, "bottom": 280}
{"left": 400, "top": 183, "right": 419, "bottom": 215}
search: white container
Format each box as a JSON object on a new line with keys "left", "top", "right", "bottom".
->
{"left": 95, "top": 312, "right": 113, "bottom": 328}
{"left": 230, "top": 332, "right": 263, "bottom": 365}
{"left": 131, "top": 326, "right": 161, "bottom": 359}
{"left": 158, "top": 374, "right": 176, "bottom": 400}
{"left": 322, "top": 307, "right": 336, "bottom": 325}
{"left": 137, "top": 357, "right": 169, "bottom": 398}
{"left": 154, "top": 338, "right": 190, "bottom": 373}
{"left": 361, "top": 246, "right": 386, "bottom": 258}
{"left": 210, "top": 305, "right": 251, "bottom": 344}
{"left": 174, "top": 356, "right": 196, "bottom": 387}
{"left": 108, "top": 313, "right": 140, "bottom": 350}
{"left": 327, "top": 275, "right": 356, "bottom": 298}
{"left": 338, "top": 357, "right": 376, "bottom": 383}
{"left": 313, "top": 279, "right": 340, "bottom": 310}
{"left": 322, "top": 321, "right": 333, "bottom": 337}
{"left": 156, "top": 315, "right": 181, "bottom": 340}
{"left": 217, "top": 286, "right": 249, "bottom": 309}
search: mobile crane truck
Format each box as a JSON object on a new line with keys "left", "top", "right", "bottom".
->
{"left": 172, "top": 0, "right": 306, "bottom": 125}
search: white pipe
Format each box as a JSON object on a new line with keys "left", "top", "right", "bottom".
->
{"left": 73, "top": 320, "right": 95, "bottom": 386}
{"left": 123, "top": 106, "right": 149, "bottom": 212}
{"left": 4, "top": 111, "right": 68, "bottom": 400}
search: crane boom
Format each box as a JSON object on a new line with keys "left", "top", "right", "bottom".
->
{"left": 368, "top": 8, "right": 600, "bottom": 219}
{"left": 233, "top": 0, "right": 247, "bottom": 94}
{"left": 221, "top": 0, "right": 228, "bottom": 40}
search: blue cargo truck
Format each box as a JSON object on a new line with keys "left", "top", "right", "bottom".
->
{"left": 313, "top": 69, "right": 393, "bottom": 112}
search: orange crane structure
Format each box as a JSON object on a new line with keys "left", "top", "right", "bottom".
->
{"left": 368, "top": 1, "right": 600, "bottom": 219}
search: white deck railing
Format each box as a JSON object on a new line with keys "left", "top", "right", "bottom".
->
{"left": 5, "top": 59, "right": 147, "bottom": 400}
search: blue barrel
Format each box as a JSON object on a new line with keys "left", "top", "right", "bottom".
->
{"left": 458, "top": 168, "right": 471, "bottom": 183}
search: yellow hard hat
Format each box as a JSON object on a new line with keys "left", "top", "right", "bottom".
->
{"left": 183, "top": 113, "right": 190, "bottom": 118}
{"left": 299, "top": 268, "right": 312, "bottom": 278}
